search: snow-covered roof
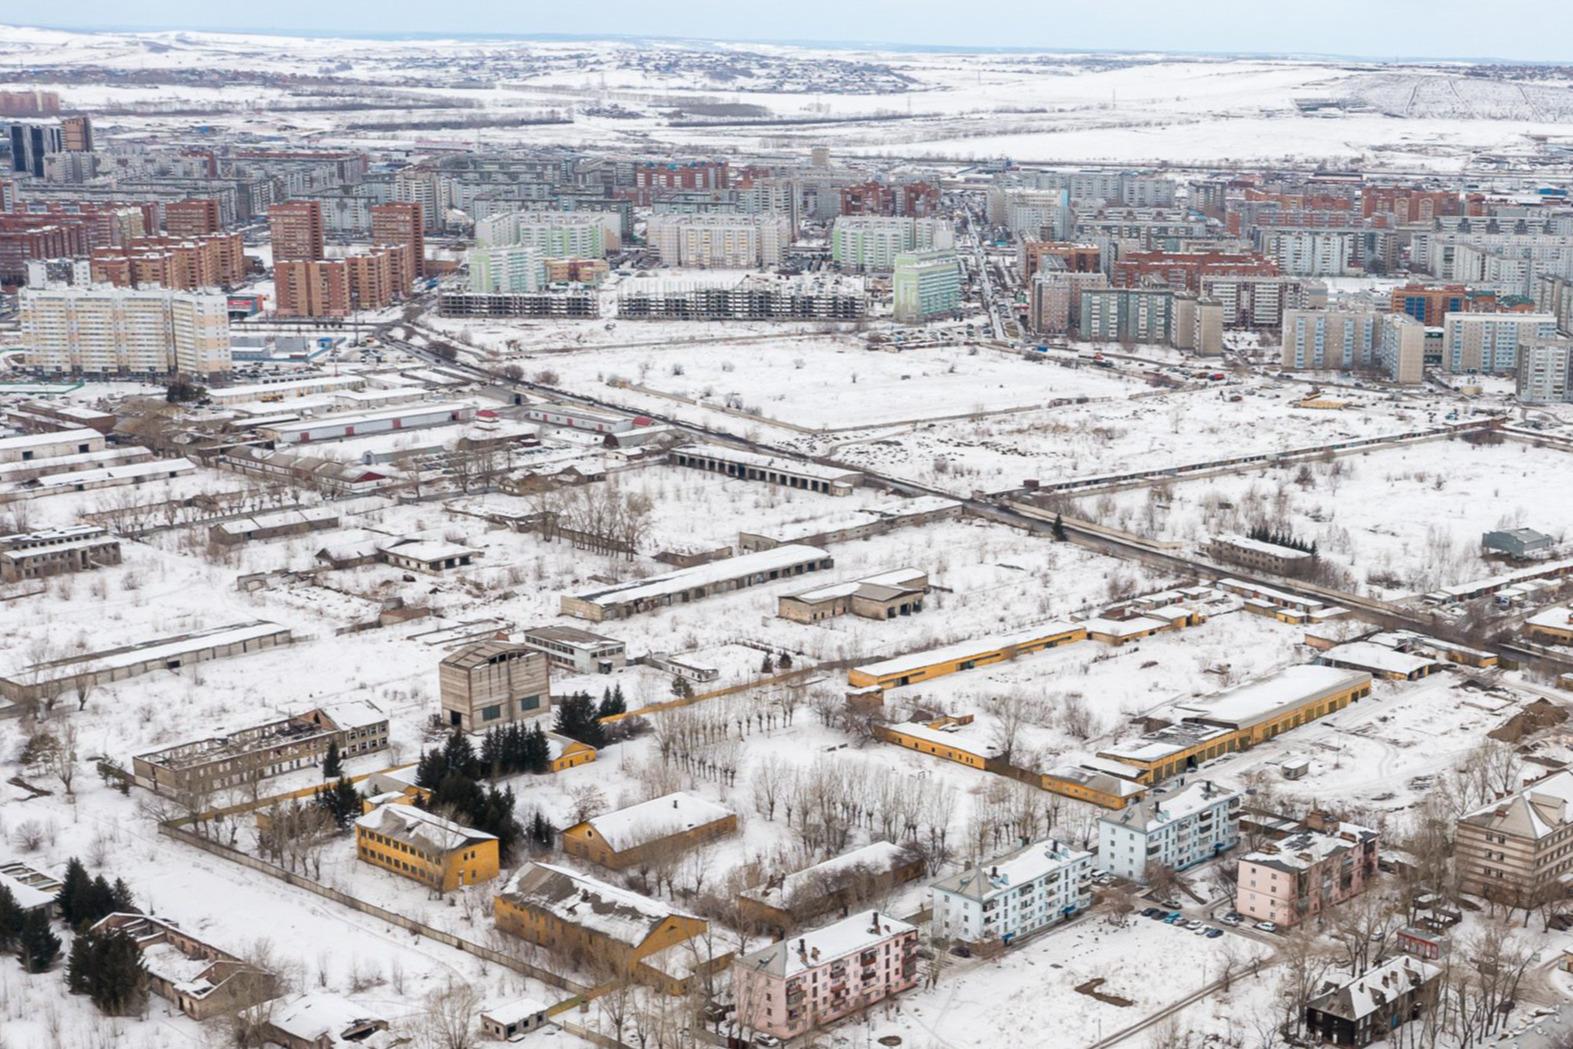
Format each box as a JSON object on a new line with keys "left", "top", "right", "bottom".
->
{"left": 1527, "top": 606, "right": 1573, "bottom": 631}
{"left": 355, "top": 804, "right": 496, "bottom": 851}
{"left": 578, "top": 792, "right": 734, "bottom": 854}
{"left": 852, "top": 621, "right": 1081, "bottom": 679}
{"left": 1241, "top": 823, "right": 1377, "bottom": 874}
{"left": 0, "top": 870, "right": 54, "bottom": 911}
{"left": 1082, "top": 614, "right": 1170, "bottom": 638}
{"left": 739, "top": 908, "right": 914, "bottom": 978}
{"left": 482, "top": 997, "right": 550, "bottom": 1026}
{"left": 498, "top": 862, "right": 700, "bottom": 948}
{"left": 785, "top": 568, "right": 927, "bottom": 605}
{"left": 1101, "top": 780, "right": 1239, "bottom": 834}
{"left": 1173, "top": 665, "right": 1371, "bottom": 730}
{"left": 569, "top": 545, "right": 829, "bottom": 607}
{"left": 1308, "top": 956, "right": 1441, "bottom": 1022}
{"left": 318, "top": 699, "right": 387, "bottom": 730}
{"left": 1318, "top": 641, "right": 1442, "bottom": 677}
{"left": 675, "top": 442, "right": 862, "bottom": 483}
{"left": 1212, "top": 533, "right": 1313, "bottom": 560}
{"left": 931, "top": 838, "right": 1091, "bottom": 903}
{"left": 1460, "top": 770, "right": 1573, "bottom": 840}
{"left": 266, "top": 993, "right": 390, "bottom": 1047}
{"left": 745, "top": 841, "right": 919, "bottom": 907}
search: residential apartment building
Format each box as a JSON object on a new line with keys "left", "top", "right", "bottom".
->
{"left": 1535, "top": 274, "right": 1573, "bottom": 335}
{"left": 21, "top": 285, "right": 232, "bottom": 379}
{"left": 354, "top": 804, "right": 499, "bottom": 892}
{"left": 473, "top": 211, "right": 610, "bottom": 257}
{"left": 274, "top": 247, "right": 406, "bottom": 318}
{"left": 1280, "top": 306, "right": 1381, "bottom": 372}
{"left": 644, "top": 214, "right": 789, "bottom": 268}
{"left": 1097, "top": 780, "right": 1242, "bottom": 881}
{"left": 1305, "top": 957, "right": 1441, "bottom": 1048}
{"left": 561, "top": 791, "right": 737, "bottom": 870}
{"left": 1378, "top": 313, "right": 1428, "bottom": 385}
{"left": 1518, "top": 339, "right": 1573, "bottom": 403}
{"left": 1443, "top": 311, "right": 1558, "bottom": 374}
{"left": 1028, "top": 270, "right": 1107, "bottom": 334}
{"left": 830, "top": 216, "right": 954, "bottom": 272}
{"left": 468, "top": 244, "right": 544, "bottom": 293}
{"left": 1202, "top": 274, "right": 1324, "bottom": 329}
{"left": 1455, "top": 769, "right": 1573, "bottom": 903}
{"left": 891, "top": 249, "right": 962, "bottom": 323}
{"left": 617, "top": 274, "right": 868, "bottom": 321}
{"left": 89, "top": 233, "right": 248, "bottom": 290}
{"left": 7, "top": 120, "right": 62, "bottom": 178}
{"left": 1236, "top": 816, "right": 1379, "bottom": 928}
{"left": 268, "top": 200, "right": 325, "bottom": 261}
{"left": 733, "top": 910, "right": 918, "bottom": 1040}
{"left": 1020, "top": 238, "right": 1100, "bottom": 276}
{"left": 370, "top": 201, "right": 424, "bottom": 278}
{"left": 1259, "top": 228, "right": 1359, "bottom": 277}
{"left": 1080, "top": 287, "right": 1173, "bottom": 343}
{"left": 437, "top": 640, "right": 550, "bottom": 733}
{"left": 164, "top": 198, "right": 224, "bottom": 239}
{"left": 1112, "top": 250, "right": 1277, "bottom": 292}
{"left": 988, "top": 187, "right": 1071, "bottom": 238}
{"left": 930, "top": 838, "right": 1093, "bottom": 947}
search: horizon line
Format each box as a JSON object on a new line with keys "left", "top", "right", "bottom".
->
{"left": 0, "top": 20, "right": 1552, "bottom": 67}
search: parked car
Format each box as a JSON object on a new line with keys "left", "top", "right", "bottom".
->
{"left": 1192, "top": 924, "right": 1209, "bottom": 935}
{"left": 1254, "top": 921, "right": 1278, "bottom": 933}
{"left": 1205, "top": 928, "right": 1224, "bottom": 939}
{"left": 1163, "top": 913, "right": 1182, "bottom": 924}
{"left": 1219, "top": 914, "right": 1242, "bottom": 927}
{"left": 1140, "top": 907, "right": 1161, "bottom": 918}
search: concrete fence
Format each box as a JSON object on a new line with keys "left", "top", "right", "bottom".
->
{"left": 157, "top": 821, "right": 587, "bottom": 994}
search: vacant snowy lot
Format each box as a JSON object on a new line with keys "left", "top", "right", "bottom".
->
{"left": 1077, "top": 435, "right": 1573, "bottom": 597}
{"left": 536, "top": 339, "right": 1143, "bottom": 431}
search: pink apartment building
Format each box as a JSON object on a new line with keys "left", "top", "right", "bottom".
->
{"left": 1237, "top": 815, "right": 1378, "bottom": 927}
{"left": 733, "top": 909, "right": 918, "bottom": 1040}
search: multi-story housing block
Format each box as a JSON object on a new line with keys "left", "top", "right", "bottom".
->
{"left": 468, "top": 244, "right": 544, "bottom": 293}
{"left": 1080, "top": 287, "right": 1173, "bottom": 343}
{"left": 644, "top": 214, "right": 789, "bottom": 268}
{"left": 830, "top": 217, "right": 954, "bottom": 272}
{"left": 1518, "top": 339, "right": 1573, "bottom": 403}
{"left": 1443, "top": 312, "right": 1558, "bottom": 374}
{"left": 21, "top": 285, "right": 231, "bottom": 379}
{"left": 733, "top": 910, "right": 918, "bottom": 1040}
{"left": 1456, "top": 770, "right": 1573, "bottom": 903}
{"left": 891, "top": 250, "right": 961, "bottom": 323}
{"left": 473, "top": 211, "right": 611, "bottom": 256}
{"left": 1237, "top": 816, "right": 1379, "bottom": 928}
{"left": 930, "top": 838, "right": 1093, "bottom": 947}
{"left": 267, "top": 199, "right": 325, "bottom": 261}
{"left": 1097, "top": 780, "right": 1242, "bottom": 881}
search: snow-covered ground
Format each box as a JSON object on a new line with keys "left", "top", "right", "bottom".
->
{"left": 1077, "top": 435, "right": 1573, "bottom": 597}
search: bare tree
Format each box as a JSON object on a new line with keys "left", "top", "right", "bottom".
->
{"left": 417, "top": 979, "right": 481, "bottom": 1049}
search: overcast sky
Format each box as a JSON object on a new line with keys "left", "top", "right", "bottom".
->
{"left": 22, "top": 1, "right": 1573, "bottom": 62}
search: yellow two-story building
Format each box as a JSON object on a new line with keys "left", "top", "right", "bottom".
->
{"left": 354, "top": 804, "right": 499, "bottom": 892}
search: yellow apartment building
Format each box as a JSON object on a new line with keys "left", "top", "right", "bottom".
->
{"left": 354, "top": 804, "right": 499, "bottom": 892}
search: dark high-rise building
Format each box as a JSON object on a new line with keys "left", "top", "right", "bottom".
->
{"left": 7, "top": 121, "right": 63, "bottom": 178}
